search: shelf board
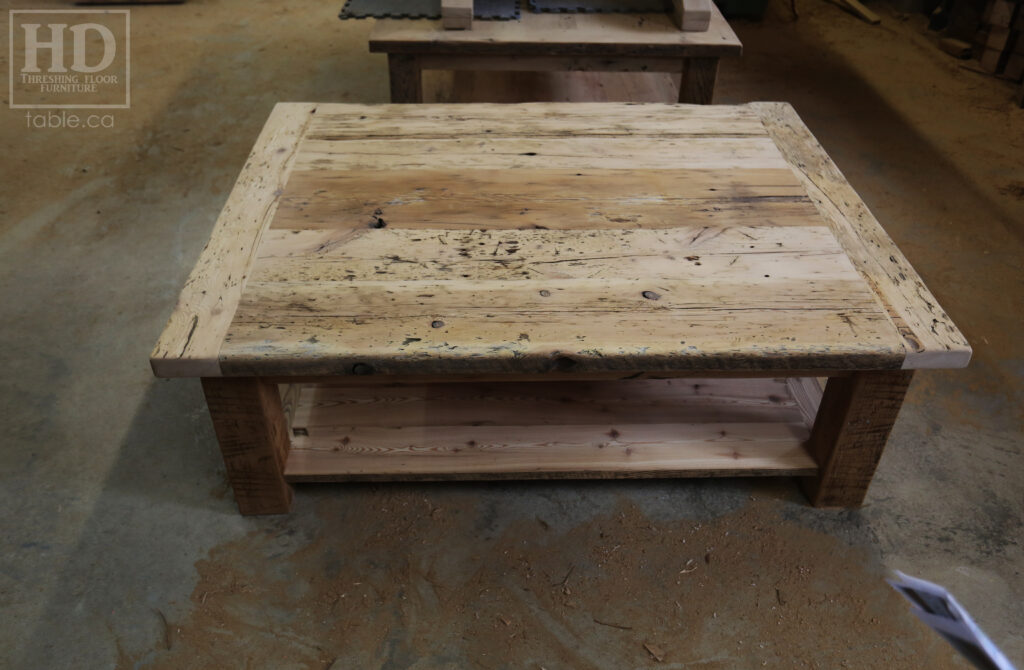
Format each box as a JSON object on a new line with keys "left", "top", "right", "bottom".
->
{"left": 282, "top": 378, "right": 819, "bottom": 482}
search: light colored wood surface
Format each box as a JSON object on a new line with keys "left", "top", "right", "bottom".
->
{"left": 152, "top": 102, "right": 969, "bottom": 378}
{"left": 786, "top": 376, "right": 824, "bottom": 427}
{"left": 369, "top": 6, "right": 741, "bottom": 58}
{"left": 291, "top": 138, "right": 787, "bottom": 171}
{"left": 283, "top": 378, "right": 818, "bottom": 480}
{"left": 150, "top": 103, "right": 317, "bottom": 377}
{"left": 753, "top": 102, "right": 971, "bottom": 369}
{"left": 270, "top": 169, "right": 814, "bottom": 230}
{"left": 673, "top": 0, "right": 713, "bottom": 31}
{"left": 218, "top": 103, "right": 903, "bottom": 376}
{"left": 442, "top": 0, "right": 473, "bottom": 29}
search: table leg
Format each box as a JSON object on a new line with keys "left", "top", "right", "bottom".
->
{"left": 679, "top": 57, "right": 719, "bottom": 104}
{"left": 801, "top": 370, "right": 914, "bottom": 507}
{"left": 202, "top": 377, "right": 293, "bottom": 515}
{"left": 388, "top": 54, "right": 423, "bottom": 103}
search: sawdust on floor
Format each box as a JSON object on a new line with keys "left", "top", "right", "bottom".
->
{"left": 124, "top": 490, "right": 964, "bottom": 669}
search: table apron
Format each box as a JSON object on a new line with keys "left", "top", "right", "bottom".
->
{"left": 415, "top": 54, "right": 687, "bottom": 73}
{"left": 369, "top": 43, "right": 737, "bottom": 59}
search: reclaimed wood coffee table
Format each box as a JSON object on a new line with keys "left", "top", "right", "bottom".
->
{"left": 151, "top": 102, "right": 970, "bottom": 515}
{"left": 370, "top": 7, "right": 741, "bottom": 104}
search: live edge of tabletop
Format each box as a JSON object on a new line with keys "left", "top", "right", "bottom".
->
{"left": 150, "top": 102, "right": 970, "bottom": 515}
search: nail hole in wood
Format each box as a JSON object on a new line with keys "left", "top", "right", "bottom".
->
{"left": 642, "top": 290, "right": 661, "bottom": 300}
{"left": 431, "top": 320, "right": 445, "bottom": 328}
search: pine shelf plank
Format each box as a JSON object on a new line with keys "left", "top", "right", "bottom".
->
{"left": 282, "top": 378, "right": 819, "bottom": 481}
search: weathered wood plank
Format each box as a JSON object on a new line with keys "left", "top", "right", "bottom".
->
{"left": 262, "top": 370, "right": 854, "bottom": 385}
{"left": 202, "top": 377, "right": 293, "bottom": 515}
{"left": 284, "top": 377, "right": 816, "bottom": 480}
{"left": 292, "top": 136, "right": 790, "bottom": 172}
{"left": 303, "top": 103, "right": 766, "bottom": 139}
{"left": 285, "top": 423, "right": 817, "bottom": 481}
{"left": 253, "top": 226, "right": 852, "bottom": 282}
{"left": 801, "top": 370, "right": 913, "bottom": 507}
{"left": 150, "top": 103, "right": 318, "bottom": 377}
{"left": 271, "top": 168, "right": 818, "bottom": 231}
{"left": 220, "top": 274, "right": 903, "bottom": 376}
{"left": 753, "top": 102, "right": 971, "bottom": 369}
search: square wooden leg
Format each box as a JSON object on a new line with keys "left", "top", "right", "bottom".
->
{"left": 388, "top": 54, "right": 423, "bottom": 103}
{"left": 201, "top": 377, "right": 293, "bottom": 515}
{"left": 801, "top": 370, "right": 914, "bottom": 507}
{"left": 679, "top": 57, "right": 718, "bottom": 104}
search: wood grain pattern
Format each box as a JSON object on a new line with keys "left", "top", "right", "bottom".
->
{"left": 221, "top": 274, "right": 902, "bottom": 376}
{"left": 302, "top": 103, "right": 766, "bottom": 138}
{"left": 202, "top": 377, "right": 293, "bottom": 514}
{"left": 753, "top": 102, "right": 971, "bottom": 369}
{"left": 251, "top": 227, "right": 855, "bottom": 282}
{"left": 150, "top": 103, "right": 317, "bottom": 377}
{"left": 283, "top": 378, "right": 817, "bottom": 481}
{"left": 153, "top": 102, "right": 968, "bottom": 380}
{"left": 271, "top": 168, "right": 816, "bottom": 230}
{"left": 213, "top": 102, "right": 923, "bottom": 377}
{"left": 292, "top": 136, "right": 788, "bottom": 172}
{"left": 369, "top": 6, "right": 741, "bottom": 58}
{"left": 800, "top": 371, "right": 913, "bottom": 507}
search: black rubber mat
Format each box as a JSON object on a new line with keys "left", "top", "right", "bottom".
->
{"left": 340, "top": 0, "right": 520, "bottom": 20}
{"left": 527, "top": 0, "right": 669, "bottom": 12}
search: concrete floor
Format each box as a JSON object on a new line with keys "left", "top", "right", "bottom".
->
{"left": 1, "top": 0, "right": 1022, "bottom": 667}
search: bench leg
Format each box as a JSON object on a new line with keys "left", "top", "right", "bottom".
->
{"left": 801, "top": 370, "right": 914, "bottom": 507}
{"left": 679, "top": 57, "right": 719, "bottom": 104}
{"left": 202, "top": 377, "right": 293, "bottom": 515}
{"left": 388, "top": 54, "right": 423, "bottom": 103}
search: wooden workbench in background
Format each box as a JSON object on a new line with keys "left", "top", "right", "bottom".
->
{"left": 370, "top": 7, "right": 742, "bottom": 104}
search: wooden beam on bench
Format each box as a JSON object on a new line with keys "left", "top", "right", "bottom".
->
{"left": 442, "top": 0, "right": 473, "bottom": 30}
{"left": 672, "top": 0, "right": 712, "bottom": 32}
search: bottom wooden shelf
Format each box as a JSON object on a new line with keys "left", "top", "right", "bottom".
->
{"left": 281, "top": 378, "right": 821, "bottom": 482}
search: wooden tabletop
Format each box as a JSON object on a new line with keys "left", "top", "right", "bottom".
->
{"left": 151, "top": 102, "right": 970, "bottom": 378}
{"left": 368, "top": 6, "right": 741, "bottom": 57}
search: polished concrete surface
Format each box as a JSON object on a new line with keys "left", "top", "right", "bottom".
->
{"left": 1, "top": 0, "right": 1021, "bottom": 667}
